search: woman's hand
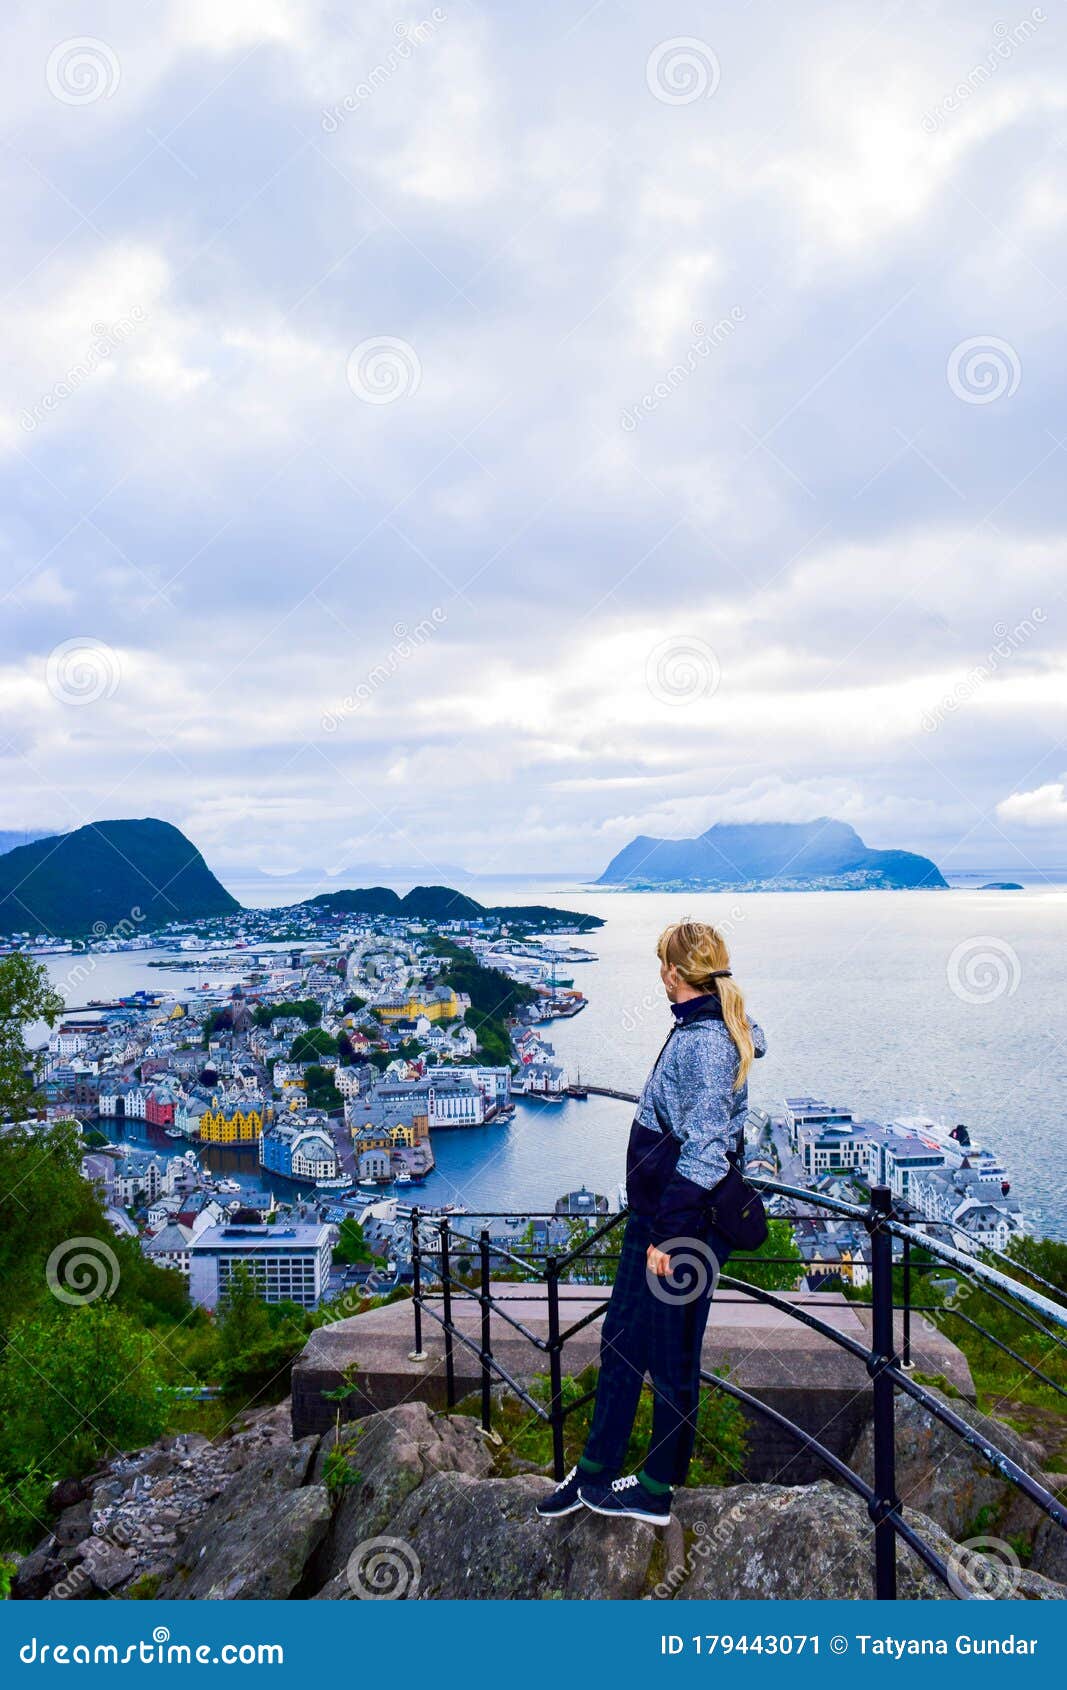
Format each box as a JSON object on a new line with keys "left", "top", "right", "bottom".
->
{"left": 646, "top": 1243, "right": 672, "bottom": 1277}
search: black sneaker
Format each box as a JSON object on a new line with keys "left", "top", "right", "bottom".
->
{"left": 578, "top": 1472, "right": 672, "bottom": 1524}
{"left": 535, "top": 1465, "right": 585, "bottom": 1518}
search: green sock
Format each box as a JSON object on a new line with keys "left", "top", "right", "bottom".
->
{"left": 638, "top": 1468, "right": 672, "bottom": 1495}
{"left": 577, "top": 1455, "right": 604, "bottom": 1474}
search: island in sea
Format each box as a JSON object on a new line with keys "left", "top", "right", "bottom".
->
{"left": 596, "top": 818, "right": 948, "bottom": 890}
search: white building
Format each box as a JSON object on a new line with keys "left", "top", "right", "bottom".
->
{"left": 143, "top": 1221, "right": 194, "bottom": 1275}
{"left": 427, "top": 1064, "right": 511, "bottom": 1110}
{"left": 188, "top": 1222, "right": 332, "bottom": 1309}
{"left": 427, "top": 1076, "right": 486, "bottom": 1127}
{"left": 290, "top": 1126, "right": 338, "bottom": 1181}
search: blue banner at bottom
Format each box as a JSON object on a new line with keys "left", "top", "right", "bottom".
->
{"left": 2, "top": 1600, "right": 1062, "bottom": 1685}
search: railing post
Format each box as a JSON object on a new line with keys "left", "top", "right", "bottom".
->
{"left": 439, "top": 1216, "right": 456, "bottom": 1408}
{"left": 901, "top": 1226, "right": 913, "bottom": 1371}
{"left": 408, "top": 1205, "right": 427, "bottom": 1362}
{"left": 546, "top": 1254, "right": 566, "bottom": 1481}
{"left": 479, "top": 1228, "right": 493, "bottom": 1434}
{"left": 867, "top": 1185, "right": 899, "bottom": 1600}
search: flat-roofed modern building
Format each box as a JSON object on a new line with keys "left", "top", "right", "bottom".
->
{"left": 188, "top": 1222, "right": 332, "bottom": 1310}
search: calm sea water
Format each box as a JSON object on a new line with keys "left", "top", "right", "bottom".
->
{"left": 40, "top": 878, "right": 1067, "bottom": 1237}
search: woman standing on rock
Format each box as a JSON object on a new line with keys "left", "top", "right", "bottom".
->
{"left": 536, "top": 919, "right": 766, "bottom": 1525}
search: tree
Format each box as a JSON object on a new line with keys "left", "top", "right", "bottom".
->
{"left": 254, "top": 999, "right": 321, "bottom": 1029}
{"left": 334, "top": 1217, "right": 374, "bottom": 1265}
{"left": 288, "top": 1028, "right": 338, "bottom": 1065}
{"left": 342, "top": 994, "right": 366, "bottom": 1015}
{"left": 303, "top": 1063, "right": 342, "bottom": 1112}
{"left": 215, "top": 1265, "right": 310, "bottom": 1399}
{"left": 218, "top": 1264, "right": 271, "bottom": 1363}
{"left": 0, "top": 953, "right": 64, "bottom": 1120}
{"left": 0, "top": 1119, "right": 111, "bottom": 1338}
{"left": 729, "top": 1219, "right": 804, "bottom": 1291}
{"left": 0, "top": 1303, "right": 169, "bottom": 1476}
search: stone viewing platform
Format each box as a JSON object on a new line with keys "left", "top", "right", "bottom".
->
{"left": 291, "top": 1284, "right": 974, "bottom": 1481}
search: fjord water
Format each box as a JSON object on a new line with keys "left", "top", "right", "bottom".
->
{"left": 44, "top": 880, "right": 1067, "bottom": 1237}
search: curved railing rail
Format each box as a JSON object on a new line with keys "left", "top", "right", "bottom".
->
{"left": 403, "top": 1089, "right": 1066, "bottom": 1600}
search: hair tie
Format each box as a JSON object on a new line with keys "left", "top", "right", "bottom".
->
{"left": 706, "top": 969, "right": 732, "bottom": 979}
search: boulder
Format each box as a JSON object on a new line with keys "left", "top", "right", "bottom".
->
{"left": 161, "top": 1486, "right": 332, "bottom": 1601}
{"left": 70, "top": 1536, "right": 137, "bottom": 1594}
{"left": 10, "top": 1549, "right": 68, "bottom": 1601}
{"left": 670, "top": 1483, "right": 1067, "bottom": 1601}
{"left": 848, "top": 1386, "right": 1045, "bottom": 1541}
{"left": 670, "top": 1483, "right": 944, "bottom": 1600}
{"left": 51, "top": 1499, "right": 93, "bottom": 1549}
{"left": 315, "top": 1471, "right": 657, "bottom": 1600}
{"left": 308, "top": 1404, "right": 493, "bottom": 1592}
{"left": 46, "top": 1478, "right": 87, "bottom": 1514}
{"left": 1031, "top": 1515, "right": 1067, "bottom": 1587}
{"left": 158, "top": 1436, "right": 326, "bottom": 1600}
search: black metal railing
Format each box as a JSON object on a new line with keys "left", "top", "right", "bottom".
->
{"left": 406, "top": 1166, "right": 1067, "bottom": 1601}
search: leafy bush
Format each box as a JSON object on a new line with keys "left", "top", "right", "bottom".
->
{"left": 0, "top": 1303, "right": 170, "bottom": 1478}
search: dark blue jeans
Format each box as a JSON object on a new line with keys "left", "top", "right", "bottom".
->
{"left": 581, "top": 1211, "right": 731, "bottom": 1487}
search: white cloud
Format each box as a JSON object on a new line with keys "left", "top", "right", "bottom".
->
{"left": 997, "top": 783, "right": 1067, "bottom": 829}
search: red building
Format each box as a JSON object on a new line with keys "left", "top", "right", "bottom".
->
{"left": 145, "top": 1085, "right": 177, "bottom": 1128}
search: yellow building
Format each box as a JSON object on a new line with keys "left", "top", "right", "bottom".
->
{"left": 199, "top": 1096, "right": 264, "bottom": 1144}
{"left": 376, "top": 987, "right": 461, "bottom": 1025}
{"left": 351, "top": 1125, "right": 393, "bottom": 1153}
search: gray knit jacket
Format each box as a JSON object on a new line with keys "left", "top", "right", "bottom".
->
{"left": 626, "top": 1003, "right": 767, "bottom": 1243}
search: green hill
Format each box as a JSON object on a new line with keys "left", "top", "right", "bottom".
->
{"left": 0, "top": 819, "right": 240, "bottom": 936}
{"left": 300, "top": 884, "right": 602, "bottom": 929}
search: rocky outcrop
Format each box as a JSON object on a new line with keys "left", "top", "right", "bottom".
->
{"left": 307, "top": 1402, "right": 494, "bottom": 1594}
{"left": 11, "top": 1398, "right": 1067, "bottom": 1603}
{"left": 158, "top": 1437, "right": 328, "bottom": 1600}
{"left": 12, "top": 1404, "right": 296, "bottom": 1601}
{"left": 847, "top": 1385, "right": 1049, "bottom": 1542}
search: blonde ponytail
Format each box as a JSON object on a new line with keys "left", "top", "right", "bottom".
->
{"left": 656, "top": 919, "right": 755, "bottom": 1090}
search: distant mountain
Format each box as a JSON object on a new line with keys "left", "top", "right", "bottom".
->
{"left": 300, "top": 883, "right": 603, "bottom": 929}
{"left": 0, "top": 819, "right": 241, "bottom": 936}
{"left": 597, "top": 819, "right": 947, "bottom": 890}
{"left": 328, "top": 860, "right": 470, "bottom": 884}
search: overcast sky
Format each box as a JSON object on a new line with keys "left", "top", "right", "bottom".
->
{"left": 2, "top": 0, "right": 1066, "bottom": 877}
